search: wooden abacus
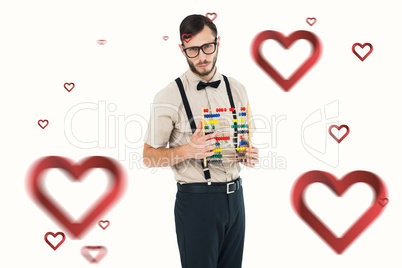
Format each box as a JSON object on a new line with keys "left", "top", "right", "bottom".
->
{"left": 201, "top": 104, "right": 253, "bottom": 166}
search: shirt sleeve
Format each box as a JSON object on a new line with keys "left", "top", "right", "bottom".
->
{"left": 143, "top": 86, "right": 179, "bottom": 148}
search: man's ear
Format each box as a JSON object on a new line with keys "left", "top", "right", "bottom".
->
{"left": 179, "top": 44, "right": 185, "bottom": 56}
{"left": 217, "top": 36, "right": 220, "bottom": 47}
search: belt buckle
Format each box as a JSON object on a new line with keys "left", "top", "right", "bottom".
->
{"left": 226, "top": 182, "right": 235, "bottom": 194}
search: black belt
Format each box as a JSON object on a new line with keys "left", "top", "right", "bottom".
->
{"left": 177, "top": 177, "right": 242, "bottom": 194}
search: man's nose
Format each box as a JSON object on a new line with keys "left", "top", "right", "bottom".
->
{"left": 197, "top": 49, "right": 207, "bottom": 61}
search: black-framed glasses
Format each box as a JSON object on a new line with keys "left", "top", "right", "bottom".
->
{"left": 182, "top": 38, "right": 217, "bottom": 58}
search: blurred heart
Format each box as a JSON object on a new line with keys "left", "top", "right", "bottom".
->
{"left": 292, "top": 170, "right": 387, "bottom": 254}
{"left": 26, "top": 156, "right": 126, "bottom": 238}
{"left": 378, "top": 198, "right": 388, "bottom": 207}
{"left": 251, "top": 30, "right": 322, "bottom": 91}
{"left": 306, "top": 17, "right": 317, "bottom": 26}
{"left": 81, "top": 246, "right": 107, "bottom": 263}
{"left": 206, "top": 12, "right": 217, "bottom": 22}
{"left": 98, "top": 220, "right": 110, "bottom": 230}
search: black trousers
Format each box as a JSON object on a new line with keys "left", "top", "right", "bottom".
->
{"left": 174, "top": 181, "right": 245, "bottom": 268}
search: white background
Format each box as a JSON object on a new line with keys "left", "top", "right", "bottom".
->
{"left": 1, "top": 0, "right": 401, "bottom": 267}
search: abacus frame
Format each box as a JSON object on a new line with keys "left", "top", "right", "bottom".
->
{"left": 201, "top": 103, "right": 253, "bottom": 166}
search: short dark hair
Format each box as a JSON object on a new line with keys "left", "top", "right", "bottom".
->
{"left": 180, "top": 14, "right": 217, "bottom": 44}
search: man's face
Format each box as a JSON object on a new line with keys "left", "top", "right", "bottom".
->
{"left": 181, "top": 26, "right": 219, "bottom": 79}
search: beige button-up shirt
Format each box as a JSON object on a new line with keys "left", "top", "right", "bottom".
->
{"left": 144, "top": 68, "right": 255, "bottom": 184}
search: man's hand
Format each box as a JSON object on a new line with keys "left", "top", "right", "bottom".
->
{"left": 184, "top": 121, "right": 220, "bottom": 159}
{"left": 240, "top": 146, "right": 259, "bottom": 168}
{"left": 235, "top": 136, "right": 259, "bottom": 168}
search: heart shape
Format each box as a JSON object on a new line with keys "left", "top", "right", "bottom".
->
{"left": 328, "top": 124, "right": 350, "bottom": 143}
{"left": 97, "top": 40, "right": 107, "bottom": 45}
{"left": 306, "top": 17, "right": 317, "bottom": 26}
{"left": 205, "top": 12, "right": 217, "bottom": 22}
{"left": 27, "top": 156, "right": 126, "bottom": 238}
{"left": 38, "top": 119, "right": 49, "bottom": 129}
{"left": 251, "top": 30, "right": 322, "bottom": 92}
{"left": 181, "top": 34, "right": 193, "bottom": 43}
{"left": 352, "top": 43, "right": 373, "bottom": 61}
{"left": 44, "top": 232, "right": 65, "bottom": 250}
{"left": 81, "top": 246, "right": 107, "bottom": 263}
{"left": 378, "top": 198, "right": 388, "bottom": 207}
{"left": 291, "top": 170, "right": 387, "bottom": 254}
{"left": 98, "top": 220, "right": 110, "bottom": 230}
{"left": 162, "top": 36, "right": 169, "bottom": 41}
{"left": 64, "top": 82, "right": 75, "bottom": 92}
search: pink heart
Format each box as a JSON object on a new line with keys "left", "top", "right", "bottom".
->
{"left": 97, "top": 40, "right": 107, "bottom": 45}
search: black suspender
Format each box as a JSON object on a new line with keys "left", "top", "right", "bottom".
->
{"left": 175, "top": 75, "right": 237, "bottom": 183}
{"left": 223, "top": 75, "right": 238, "bottom": 149}
{"left": 175, "top": 77, "right": 212, "bottom": 183}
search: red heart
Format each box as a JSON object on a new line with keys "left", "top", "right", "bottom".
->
{"left": 251, "top": 30, "right": 322, "bottom": 92}
{"left": 328, "top": 124, "right": 350, "bottom": 143}
{"left": 64, "top": 82, "right": 75, "bottom": 92}
{"left": 162, "top": 36, "right": 169, "bottom": 41}
{"left": 38, "top": 119, "right": 49, "bottom": 129}
{"left": 291, "top": 170, "right": 387, "bottom": 254}
{"left": 205, "top": 12, "right": 217, "bottom": 22}
{"left": 81, "top": 246, "right": 107, "bottom": 263}
{"left": 44, "top": 232, "right": 65, "bottom": 250}
{"left": 306, "top": 17, "right": 317, "bottom": 26}
{"left": 97, "top": 39, "right": 107, "bottom": 45}
{"left": 98, "top": 220, "right": 110, "bottom": 230}
{"left": 352, "top": 43, "right": 373, "bottom": 61}
{"left": 27, "top": 156, "right": 126, "bottom": 238}
{"left": 378, "top": 198, "right": 388, "bottom": 207}
{"left": 182, "top": 34, "right": 193, "bottom": 43}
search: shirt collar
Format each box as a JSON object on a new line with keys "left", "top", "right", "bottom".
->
{"left": 185, "top": 67, "right": 223, "bottom": 91}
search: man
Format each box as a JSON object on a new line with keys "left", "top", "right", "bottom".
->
{"left": 143, "top": 14, "right": 259, "bottom": 268}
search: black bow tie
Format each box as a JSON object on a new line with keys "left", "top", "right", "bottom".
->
{"left": 197, "top": 80, "right": 221, "bottom": 90}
